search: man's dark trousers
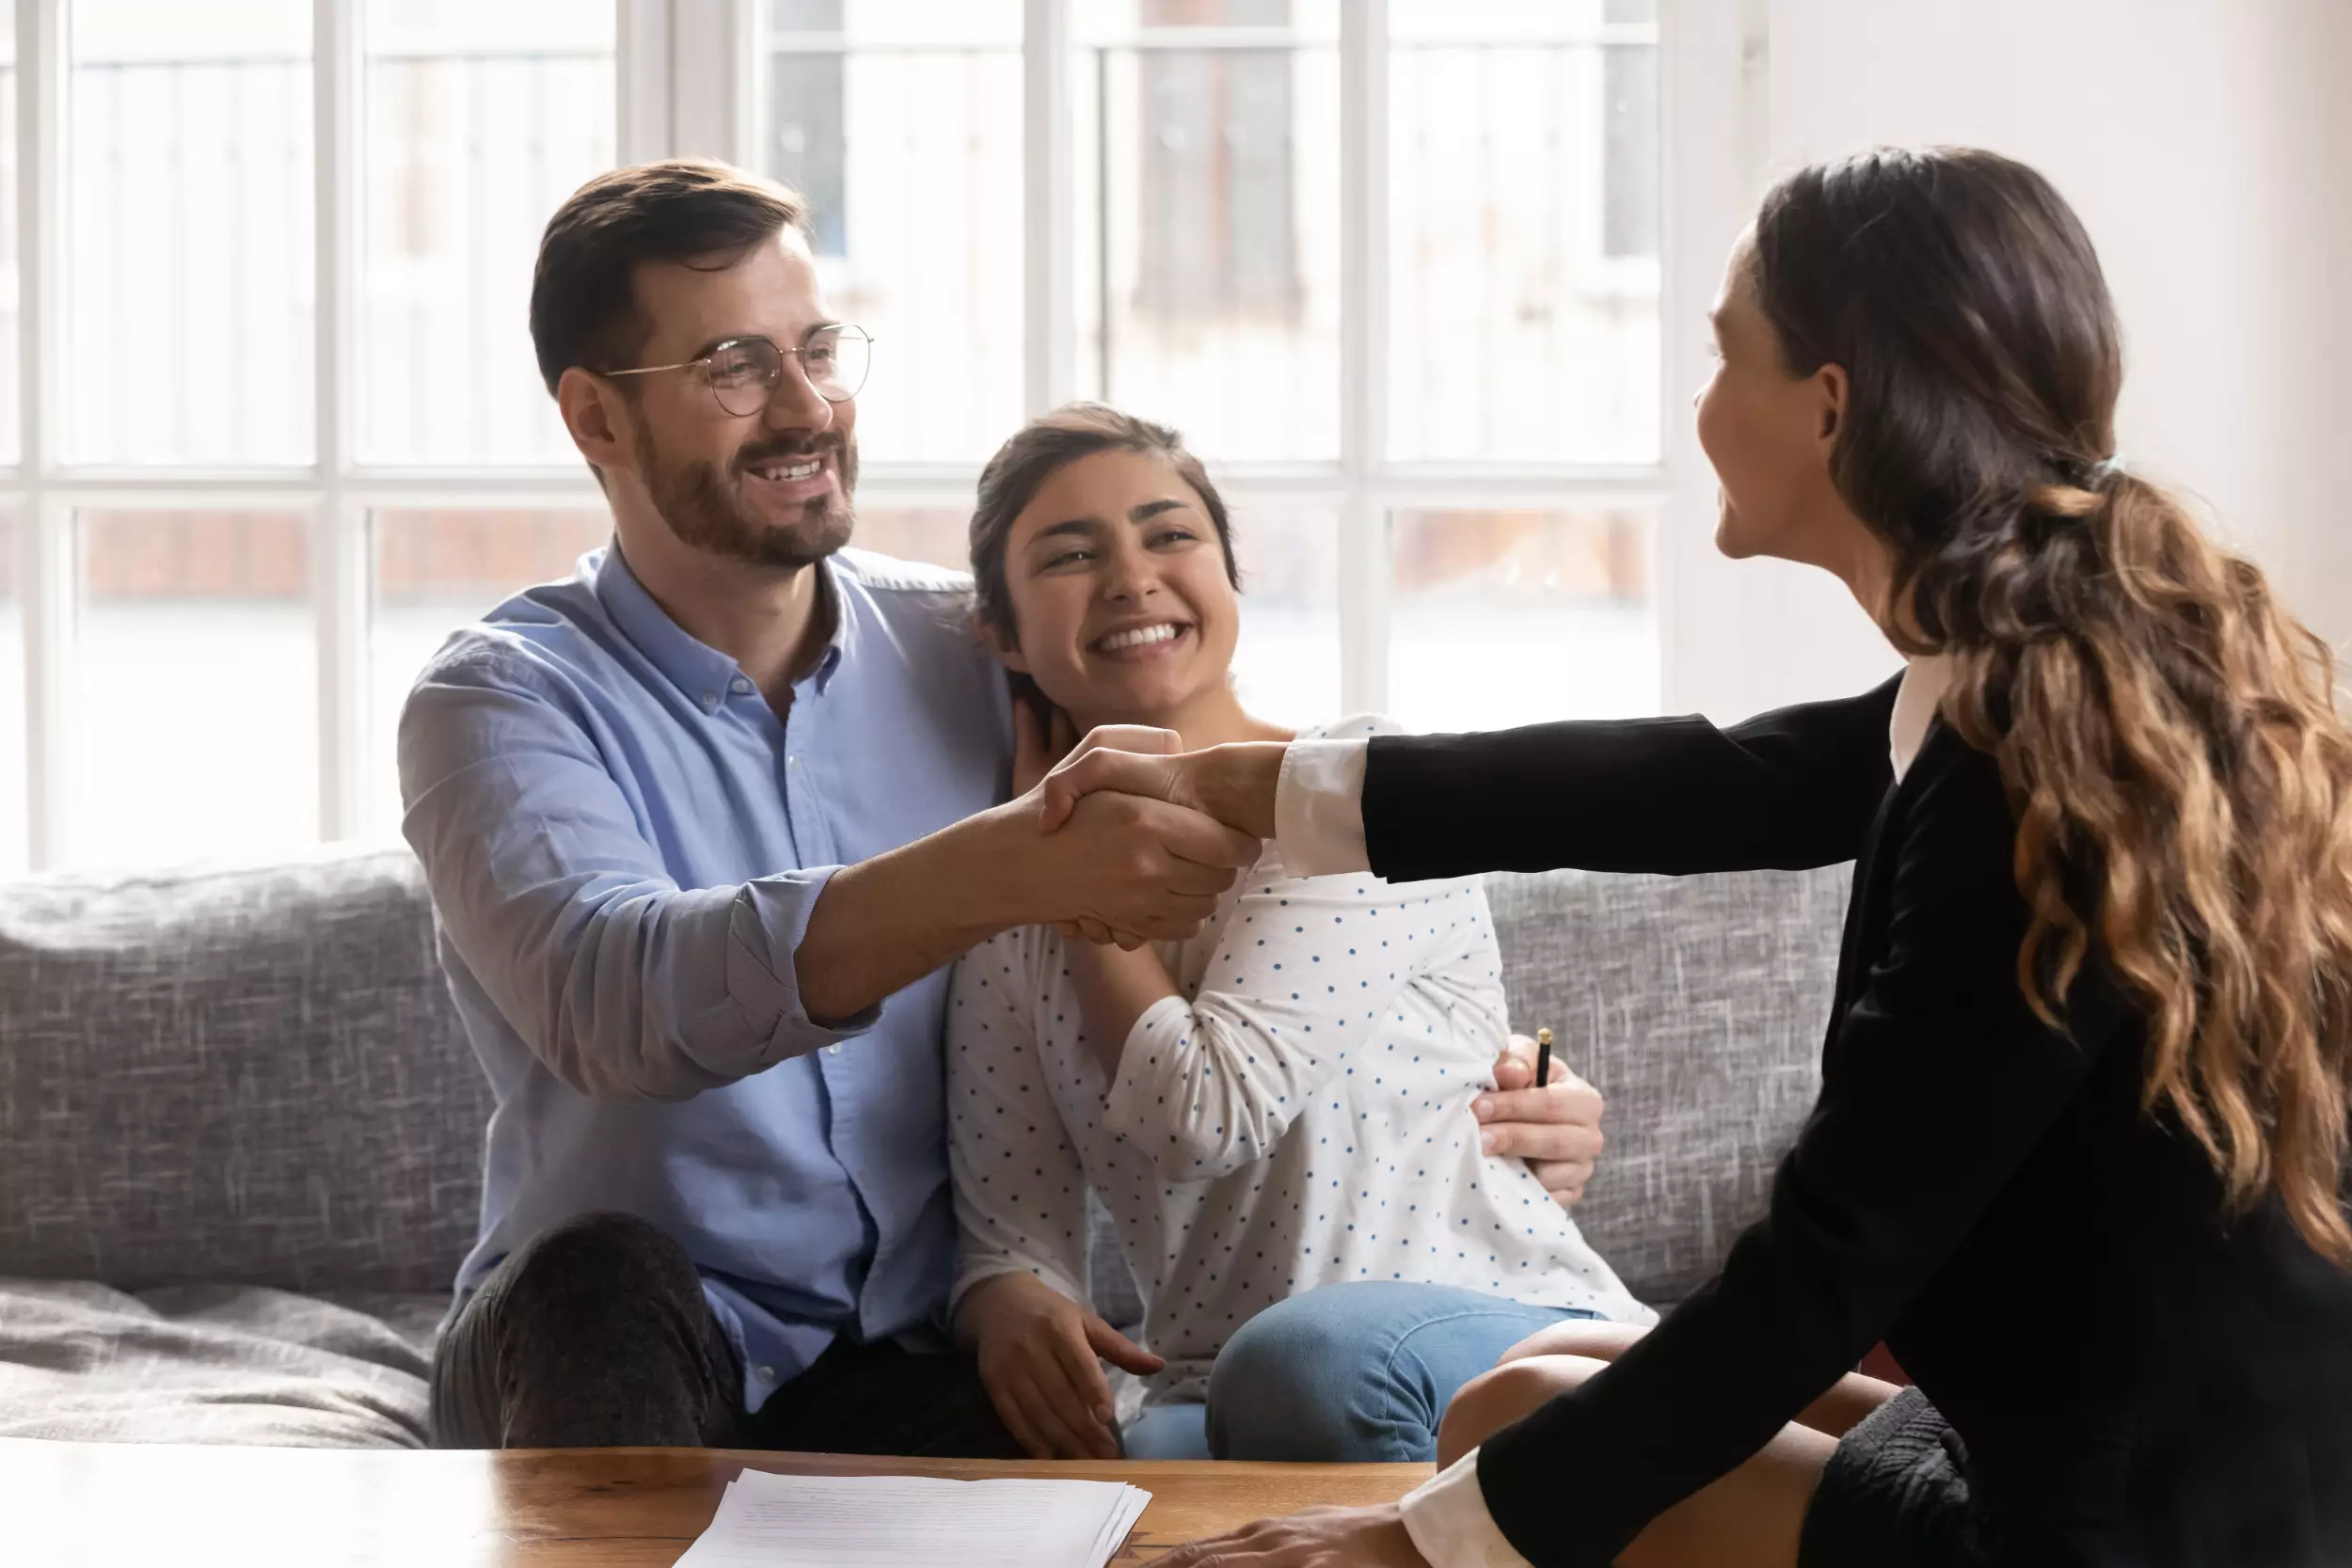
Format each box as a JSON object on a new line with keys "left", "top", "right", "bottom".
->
{"left": 429, "top": 1212, "right": 1022, "bottom": 1455}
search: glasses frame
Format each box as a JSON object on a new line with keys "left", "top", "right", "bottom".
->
{"left": 601, "top": 325, "right": 875, "bottom": 414}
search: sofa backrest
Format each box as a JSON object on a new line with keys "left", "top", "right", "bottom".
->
{"left": 1486, "top": 865, "right": 1850, "bottom": 1306}
{"left": 0, "top": 847, "right": 489, "bottom": 1293}
{"left": 0, "top": 849, "right": 1849, "bottom": 1307}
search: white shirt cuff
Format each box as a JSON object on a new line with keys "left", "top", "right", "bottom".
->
{"left": 1273, "top": 738, "right": 1371, "bottom": 877}
{"left": 1398, "top": 1449, "right": 1534, "bottom": 1568}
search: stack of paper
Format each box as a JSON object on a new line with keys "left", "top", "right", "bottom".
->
{"left": 674, "top": 1469, "right": 1152, "bottom": 1568}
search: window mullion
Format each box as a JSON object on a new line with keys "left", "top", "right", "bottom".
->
{"left": 1653, "top": 0, "right": 1756, "bottom": 718}
{"left": 666, "top": 0, "right": 751, "bottom": 160}
{"left": 21, "top": 0, "right": 64, "bottom": 868}
{"left": 1337, "top": 0, "right": 1389, "bottom": 716}
{"left": 23, "top": 495, "right": 67, "bottom": 871}
{"left": 313, "top": 0, "right": 365, "bottom": 841}
{"left": 618, "top": 0, "right": 675, "bottom": 162}
{"left": 1023, "top": 0, "right": 1073, "bottom": 419}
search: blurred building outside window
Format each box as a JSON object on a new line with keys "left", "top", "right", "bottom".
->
{"left": 0, "top": 0, "right": 1668, "bottom": 870}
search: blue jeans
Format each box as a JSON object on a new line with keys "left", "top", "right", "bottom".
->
{"left": 1120, "top": 1282, "right": 1598, "bottom": 1462}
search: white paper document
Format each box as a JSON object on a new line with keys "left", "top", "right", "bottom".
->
{"left": 672, "top": 1469, "right": 1152, "bottom": 1568}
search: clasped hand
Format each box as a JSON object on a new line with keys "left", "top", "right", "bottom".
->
{"left": 1010, "top": 703, "right": 1248, "bottom": 949}
{"left": 1008, "top": 702, "right": 1262, "bottom": 949}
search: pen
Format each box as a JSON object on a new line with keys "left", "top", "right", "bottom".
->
{"left": 1534, "top": 1026, "right": 1553, "bottom": 1093}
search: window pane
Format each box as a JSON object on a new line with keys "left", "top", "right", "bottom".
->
{"left": 368, "top": 507, "right": 611, "bottom": 836}
{"left": 0, "top": 2, "right": 19, "bottom": 468}
{"left": 69, "top": 0, "right": 312, "bottom": 467}
{"left": 1229, "top": 505, "right": 1338, "bottom": 728}
{"left": 360, "top": 2, "right": 615, "bottom": 465}
{"left": 0, "top": 511, "right": 23, "bottom": 873}
{"left": 70, "top": 510, "right": 316, "bottom": 866}
{"left": 850, "top": 506, "right": 979, "bottom": 574}
{"left": 763, "top": 3, "right": 1023, "bottom": 462}
{"left": 1388, "top": 1, "right": 1661, "bottom": 462}
{"left": 1388, "top": 508, "right": 1655, "bottom": 731}
{"left": 1073, "top": 2, "right": 1341, "bottom": 460}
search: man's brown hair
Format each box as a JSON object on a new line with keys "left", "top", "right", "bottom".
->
{"left": 528, "top": 158, "right": 807, "bottom": 397}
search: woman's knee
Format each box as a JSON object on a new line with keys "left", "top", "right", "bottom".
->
{"left": 1435, "top": 1354, "right": 1604, "bottom": 1469}
{"left": 1496, "top": 1317, "right": 1649, "bottom": 1368}
{"left": 1206, "top": 1291, "right": 1364, "bottom": 1459}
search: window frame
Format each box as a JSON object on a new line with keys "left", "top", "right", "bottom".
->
{"left": 2, "top": 0, "right": 1746, "bottom": 871}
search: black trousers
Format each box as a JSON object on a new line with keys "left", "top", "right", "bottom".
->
{"left": 429, "top": 1211, "right": 1021, "bottom": 1456}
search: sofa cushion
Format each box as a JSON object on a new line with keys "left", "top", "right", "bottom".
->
{"left": 1485, "top": 865, "right": 1851, "bottom": 1307}
{"left": 0, "top": 1278, "right": 438, "bottom": 1446}
{"left": 0, "top": 847, "right": 1851, "bottom": 1322}
{"left": 0, "top": 847, "right": 487, "bottom": 1294}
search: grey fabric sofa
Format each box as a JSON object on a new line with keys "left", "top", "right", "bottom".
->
{"left": 0, "top": 846, "right": 1849, "bottom": 1448}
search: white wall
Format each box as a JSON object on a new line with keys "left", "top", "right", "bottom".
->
{"left": 1661, "top": 0, "right": 2352, "bottom": 722}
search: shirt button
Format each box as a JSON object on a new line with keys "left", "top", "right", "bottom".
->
{"left": 732, "top": 676, "right": 754, "bottom": 694}
{"left": 756, "top": 1365, "right": 775, "bottom": 1382}
{"left": 788, "top": 756, "right": 800, "bottom": 768}
{"left": 700, "top": 690, "right": 720, "bottom": 710}
{"left": 826, "top": 1043, "right": 843, "bottom": 1055}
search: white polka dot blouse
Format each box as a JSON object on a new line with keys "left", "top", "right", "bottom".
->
{"left": 946, "top": 716, "right": 1655, "bottom": 1405}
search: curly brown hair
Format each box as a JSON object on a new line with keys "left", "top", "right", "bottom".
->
{"left": 1754, "top": 146, "right": 2352, "bottom": 1263}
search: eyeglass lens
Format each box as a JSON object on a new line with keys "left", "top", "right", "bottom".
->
{"left": 706, "top": 328, "right": 871, "bottom": 416}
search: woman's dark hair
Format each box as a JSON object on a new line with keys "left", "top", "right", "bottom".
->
{"left": 1753, "top": 146, "right": 2352, "bottom": 1263}
{"left": 967, "top": 403, "right": 1240, "bottom": 646}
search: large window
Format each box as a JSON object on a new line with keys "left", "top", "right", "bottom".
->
{"left": 68, "top": 0, "right": 313, "bottom": 467}
{"left": 1388, "top": 0, "right": 1660, "bottom": 463}
{"left": 759, "top": 0, "right": 1024, "bottom": 461}
{"left": 0, "top": 0, "right": 1676, "bottom": 871}
{"left": 359, "top": 4, "right": 614, "bottom": 465}
{"left": 1070, "top": 0, "right": 1341, "bottom": 461}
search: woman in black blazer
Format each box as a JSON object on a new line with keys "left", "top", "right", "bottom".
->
{"left": 1050, "top": 147, "right": 2352, "bottom": 1568}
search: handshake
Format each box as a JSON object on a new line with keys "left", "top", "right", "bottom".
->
{"left": 999, "top": 708, "right": 1289, "bottom": 951}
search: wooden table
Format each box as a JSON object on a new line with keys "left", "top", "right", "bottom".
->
{"left": 0, "top": 1437, "right": 1428, "bottom": 1565}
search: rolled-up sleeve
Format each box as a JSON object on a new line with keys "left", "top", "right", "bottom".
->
{"left": 399, "top": 650, "right": 877, "bottom": 1101}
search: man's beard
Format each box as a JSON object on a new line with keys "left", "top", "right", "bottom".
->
{"left": 633, "top": 423, "right": 859, "bottom": 570}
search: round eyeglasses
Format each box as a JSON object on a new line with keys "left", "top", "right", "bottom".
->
{"left": 602, "top": 325, "right": 873, "bottom": 415}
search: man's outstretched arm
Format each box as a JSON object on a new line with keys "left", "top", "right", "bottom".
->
{"left": 401, "top": 656, "right": 1256, "bottom": 1101}
{"left": 791, "top": 784, "right": 1260, "bottom": 1025}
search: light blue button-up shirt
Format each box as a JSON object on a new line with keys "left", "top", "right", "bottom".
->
{"left": 398, "top": 544, "right": 1011, "bottom": 1409}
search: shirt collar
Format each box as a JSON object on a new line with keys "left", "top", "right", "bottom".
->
{"left": 1889, "top": 654, "right": 1954, "bottom": 783}
{"left": 805, "top": 563, "right": 852, "bottom": 694}
{"left": 591, "top": 544, "right": 854, "bottom": 710}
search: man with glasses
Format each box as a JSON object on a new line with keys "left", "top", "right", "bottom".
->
{"left": 402, "top": 158, "right": 1600, "bottom": 1458}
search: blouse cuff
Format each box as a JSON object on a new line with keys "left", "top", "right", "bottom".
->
{"left": 1274, "top": 739, "right": 1372, "bottom": 877}
{"left": 1398, "top": 1449, "right": 1534, "bottom": 1568}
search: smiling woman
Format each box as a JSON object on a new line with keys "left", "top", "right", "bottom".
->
{"left": 967, "top": 404, "right": 1244, "bottom": 739}
{"left": 944, "top": 402, "right": 1649, "bottom": 1465}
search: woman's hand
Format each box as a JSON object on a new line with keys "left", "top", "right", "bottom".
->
{"left": 955, "top": 1273, "right": 1164, "bottom": 1460}
{"left": 1158, "top": 1505, "right": 1432, "bottom": 1568}
{"left": 1018, "top": 715, "right": 1195, "bottom": 948}
{"left": 1477, "top": 1037, "right": 1607, "bottom": 1208}
{"left": 1039, "top": 738, "right": 1286, "bottom": 842}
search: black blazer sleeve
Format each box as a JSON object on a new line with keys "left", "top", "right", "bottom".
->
{"left": 1360, "top": 675, "right": 1901, "bottom": 882}
{"left": 1470, "top": 726, "right": 2123, "bottom": 1568}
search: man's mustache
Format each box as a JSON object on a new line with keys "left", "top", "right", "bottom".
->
{"left": 732, "top": 433, "right": 849, "bottom": 471}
